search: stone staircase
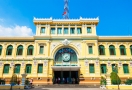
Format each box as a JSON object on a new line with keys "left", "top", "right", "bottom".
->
{"left": 35, "top": 84, "right": 100, "bottom": 88}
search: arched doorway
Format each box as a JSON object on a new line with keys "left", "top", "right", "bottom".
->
{"left": 52, "top": 48, "right": 80, "bottom": 84}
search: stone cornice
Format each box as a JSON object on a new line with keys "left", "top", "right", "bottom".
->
{"left": 0, "top": 37, "right": 34, "bottom": 42}
{"left": 98, "top": 36, "right": 132, "bottom": 42}
{"left": 33, "top": 17, "right": 99, "bottom": 25}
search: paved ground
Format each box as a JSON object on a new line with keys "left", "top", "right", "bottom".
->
{"left": 30, "top": 88, "right": 102, "bottom": 90}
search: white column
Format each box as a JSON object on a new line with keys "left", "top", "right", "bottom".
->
{"left": 55, "top": 24, "right": 57, "bottom": 35}
{"left": 62, "top": 25, "right": 64, "bottom": 35}
{"left": 75, "top": 25, "right": 77, "bottom": 35}
{"left": 68, "top": 24, "right": 70, "bottom": 35}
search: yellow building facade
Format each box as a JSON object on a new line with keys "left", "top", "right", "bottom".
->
{"left": 0, "top": 17, "right": 132, "bottom": 85}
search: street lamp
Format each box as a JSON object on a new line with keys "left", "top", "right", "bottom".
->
{"left": 114, "top": 64, "right": 120, "bottom": 90}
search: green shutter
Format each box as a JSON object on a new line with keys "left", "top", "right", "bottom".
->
{"left": 112, "top": 64, "right": 118, "bottom": 73}
{"left": 39, "top": 46, "right": 44, "bottom": 54}
{"left": 89, "top": 46, "right": 93, "bottom": 54}
{"left": 0, "top": 46, "right": 2, "bottom": 55}
{"left": 26, "top": 64, "right": 32, "bottom": 73}
{"left": 38, "top": 64, "right": 43, "bottom": 73}
{"left": 27, "top": 46, "right": 34, "bottom": 55}
{"left": 101, "top": 64, "right": 107, "bottom": 74}
{"left": 130, "top": 46, "right": 132, "bottom": 55}
{"left": 89, "top": 64, "right": 95, "bottom": 73}
{"left": 123, "top": 64, "right": 129, "bottom": 74}
{"left": 124, "top": 48, "right": 126, "bottom": 55}
{"left": 3, "top": 64, "right": 9, "bottom": 74}
{"left": 14, "top": 64, "right": 21, "bottom": 73}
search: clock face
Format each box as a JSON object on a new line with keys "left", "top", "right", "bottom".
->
{"left": 63, "top": 53, "right": 70, "bottom": 61}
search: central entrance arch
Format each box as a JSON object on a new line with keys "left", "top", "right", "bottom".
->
{"left": 52, "top": 47, "right": 80, "bottom": 84}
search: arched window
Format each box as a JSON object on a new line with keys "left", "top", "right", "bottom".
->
{"left": 120, "top": 45, "right": 126, "bottom": 55}
{"left": 14, "top": 64, "right": 21, "bottom": 73}
{"left": 130, "top": 45, "right": 132, "bottom": 55}
{"left": 112, "top": 64, "right": 118, "bottom": 73}
{"left": 123, "top": 64, "right": 129, "bottom": 74}
{"left": 16, "top": 45, "right": 23, "bottom": 55}
{"left": 3, "top": 64, "right": 10, "bottom": 74}
{"left": 0, "top": 45, "right": 2, "bottom": 55}
{"left": 99, "top": 45, "right": 105, "bottom": 55}
{"left": 109, "top": 45, "right": 116, "bottom": 55}
{"left": 27, "top": 45, "right": 34, "bottom": 55}
{"left": 100, "top": 64, "right": 107, "bottom": 74}
{"left": 25, "top": 64, "right": 32, "bottom": 73}
{"left": 6, "top": 45, "right": 13, "bottom": 55}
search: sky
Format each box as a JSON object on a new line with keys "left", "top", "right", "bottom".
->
{"left": 0, "top": 0, "right": 132, "bottom": 36}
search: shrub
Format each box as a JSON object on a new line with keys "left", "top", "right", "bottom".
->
{"left": 100, "top": 76, "right": 107, "bottom": 85}
{"left": 110, "top": 72, "right": 121, "bottom": 85}
{"left": 125, "top": 79, "right": 132, "bottom": 85}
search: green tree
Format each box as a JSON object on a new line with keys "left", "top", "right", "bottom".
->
{"left": 10, "top": 74, "right": 17, "bottom": 84}
{"left": 110, "top": 72, "right": 121, "bottom": 85}
{"left": 100, "top": 76, "right": 107, "bottom": 85}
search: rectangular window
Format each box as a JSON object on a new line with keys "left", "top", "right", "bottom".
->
{"left": 57, "top": 28, "right": 62, "bottom": 34}
{"left": 77, "top": 28, "right": 82, "bottom": 34}
{"left": 26, "top": 64, "right": 32, "bottom": 74}
{"left": 14, "top": 64, "right": 21, "bottom": 74}
{"left": 40, "top": 27, "right": 45, "bottom": 33}
{"left": 112, "top": 64, "right": 118, "bottom": 73}
{"left": 101, "top": 64, "right": 107, "bottom": 74}
{"left": 131, "top": 48, "right": 132, "bottom": 55}
{"left": 39, "top": 46, "right": 44, "bottom": 54}
{"left": 123, "top": 64, "right": 129, "bottom": 74}
{"left": 51, "top": 28, "right": 55, "bottom": 34}
{"left": 0, "top": 49, "right": 2, "bottom": 55}
{"left": 64, "top": 28, "right": 68, "bottom": 34}
{"left": 38, "top": 64, "right": 43, "bottom": 73}
{"left": 87, "top": 27, "right": 92, "bottom": 33}
{"left": 3, "top": 64, "right": 9, "bottom": 74}
{"left": 88, "top": 46, "right": 93, "bottom": 54}
{"left": 70, "top": 28, "right": 75, "bottom": 34}
{"left": 89, "top": 64, "right": 95, "bottom": 73}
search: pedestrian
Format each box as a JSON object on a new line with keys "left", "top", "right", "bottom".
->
{"left": 30, "top": 78, "right": 33, "bottom": 88}
{"left": 63, "top": 78, "right": 65, "bottom": 84}
{"left": 58, "top": 77, "right": 60, "bottom": 84}
{"left": 67, "top": 77, "right": 69, "bottom": 84}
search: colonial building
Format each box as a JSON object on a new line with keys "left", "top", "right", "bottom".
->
{"left": 0, "top": 17, "right": 132, "bottom": 85}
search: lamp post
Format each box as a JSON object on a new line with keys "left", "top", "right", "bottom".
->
{"left": 114, "top": 64, "right": 120, "bottom": 90}
{"left": 10, "top": 65, "right": 17, "bottom": 90}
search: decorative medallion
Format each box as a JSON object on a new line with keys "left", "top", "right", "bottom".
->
{"left": 95, "top": 60, "right": 99, "bottom": 66}
{"left": 34, "top": 60, "right": 37, "bottom": 66}
{"left": 108, "top": 61, "right": 111, "bottom": 67}
{"left": 130, "top": 61, "right": 132, "bottom": 67}
{"left": 118, "top": 61, "right": 122, "bottom": 67}
{"left": 44, "top": 60, "right": 48, "bottom": 66}
{"left": 61, "top": 39, "right": 71, "bottom": 46}
{"left": 85, "top": 60, "right": 89, "bottom": 66}
{"left": 0, "top": 61, "right": 3, "bottom": 67}
{"left": 21, "top": 61, "right": 25, "bottom": 67}
{"left": 10, "top": 61, "right": 14, "bottom": 67}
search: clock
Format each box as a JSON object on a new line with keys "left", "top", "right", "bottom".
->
{"left": 63, "top": 53, "right": 70, "bottom": 61}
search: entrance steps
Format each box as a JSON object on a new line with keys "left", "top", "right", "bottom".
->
{"left": 35, "top": 84, "right": 100, "bottom": 88}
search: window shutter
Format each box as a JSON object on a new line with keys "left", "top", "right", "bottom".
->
{"left": 89, "top": 64, "right": 95, "bottom": 73}
{"left": 123, "top": 64, "right": 129, "bottom": 73}
{"left": 0, "top": 46, "right": 2, "bottom": 55}
{"left": 124, "top": 48, "right": 126, "bottom": 55}
{"left": 89, "top": 46, "right": 93, "bottom": 54}
{"left": 38, "top": 64, "right": 43, "bottom": 73}
{"left": 3, "top": 64, "right": 9, "bottom": 73}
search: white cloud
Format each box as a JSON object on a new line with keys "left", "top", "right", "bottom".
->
{"left": 0, "top": 25, "right": 34, "bottom": 36}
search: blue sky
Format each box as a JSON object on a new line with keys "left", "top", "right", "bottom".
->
{"left": 0, "top": 0, "right": 132, "bottom": 36}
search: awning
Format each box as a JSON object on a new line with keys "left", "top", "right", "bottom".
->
{"left": 51, "top": 66, "right": 81, "bottom": 71}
